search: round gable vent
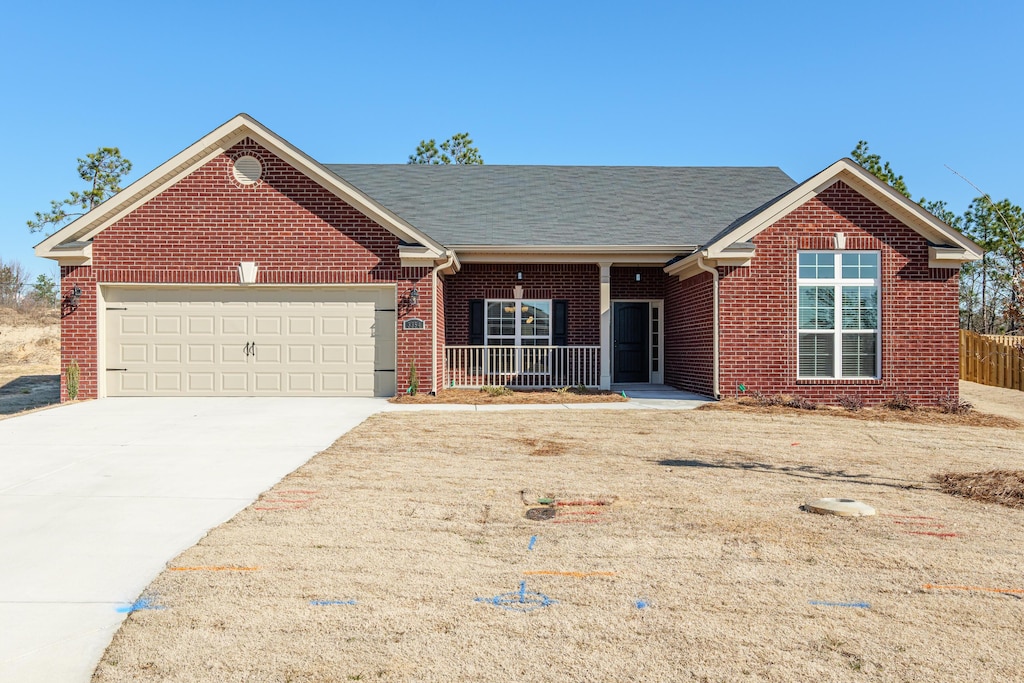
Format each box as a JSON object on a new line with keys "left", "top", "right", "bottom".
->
{"left": 232, "top": 155, "right": 263, "bottom": 185}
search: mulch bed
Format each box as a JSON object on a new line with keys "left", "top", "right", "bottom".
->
{"left": 389, "top": 388, "right": 628, "bottom": 405}
{"left": 699, "top": 398, "right": 1021, "bottom": 429}
{"left": 935, "top": 470, "right": 1024, "bottom": 509}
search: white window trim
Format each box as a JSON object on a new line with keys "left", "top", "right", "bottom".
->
{"left": 797, "top": 251, "right": 881, "bottom": 380}
{"left": 483, "top": 299, "right": 553, "bottom": 376}
{"left": 484, "top": 298, "right": 553, "bottom": 346}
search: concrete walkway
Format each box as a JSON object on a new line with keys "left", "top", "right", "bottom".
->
{"left": 0, "top": 389, "right": 709, "bottom": 682}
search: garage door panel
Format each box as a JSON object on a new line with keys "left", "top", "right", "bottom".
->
{"left": 321, "top": 317, "right": 348, "bottom": 335}
{"left": 288, "top": 345, "right": 314, "bottom": 363}
{"left": 153, "top": 316, "right": 181, "bottom": 335}
{"left": 118, "top": 372, "right": 148, "bottom": 392}
{"left": 188, "top": 344, "right": 215, "bottom": 364}
{"left": 188, "top": 373, "right": 215, "bottom": 392}
{"left": 288, "top": 374, "right": 314, "bottom": 392}
{"left": 221, "top": 373, "right": 249, "bottom": 392}
{"left": 353, "top": 344, "right": 375, "bottom": 364}
{"left": 120, "top": 316, "right": 147, "bottom": 335}
{"left": 188, "top": 316, "right": 215, "bottom": 335}
{"left": 105, "top": 287, "right": 396, "bottom": 397}
{"left": 254, "top": 373, "right": 281, "bottom": 392}
{"left": 221, "top": 345, "right": 248, "bottom": 363}
{"left": 254, "top": 316, "right": 281, "bottom": 335}
{"left": 154, "top": 345, "right": 181, "bottom": 363}
{"left": 221, "top": 316, "right": 248, "bottom": 335}
{"left": 289, "top": 317, "right": 314, "bottom": 335}
{"left": 154, "top": 373, "right": 181, "bottom": 392}
{"left": 321, "top": 345, "right": 347, "bottom": 363}
{"left": 121, "top": 344, "right": 147, "bottom": 363}
{"left": 321, "top": 374, "right": 348, "bottom": 392}
{"left": 254, "top": 345, "right": 281, "bottom": 363}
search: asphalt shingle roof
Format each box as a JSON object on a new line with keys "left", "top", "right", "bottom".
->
{"left": 326, "top": 164, "right": 796, "bottom": 248}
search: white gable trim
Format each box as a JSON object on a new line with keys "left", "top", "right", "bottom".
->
{"left": 703, "top": 159, "right": 983, "bottom": 265}
{"left": 35, "top": 114, "right": 445, "bottom": 263}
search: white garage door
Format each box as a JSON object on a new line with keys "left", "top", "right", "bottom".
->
{"left": 104, "top": 287, "right": 396, "bottom": 397}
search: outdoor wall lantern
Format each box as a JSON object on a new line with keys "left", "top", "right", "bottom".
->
{"left": 636, "top": 272, "right": 642, "bottom": 281}
{"left": 404, "top": 287, "right": 420, "bottom": 310}
{"left": 517, "top": 271, "right": 523, "bottom": 280}
{"left": 61, "top": 285, "right": 82, "bottom": 318}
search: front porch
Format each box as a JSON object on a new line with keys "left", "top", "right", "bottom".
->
{"left": 440, "top": 263, "right": 673, "bottom": 391}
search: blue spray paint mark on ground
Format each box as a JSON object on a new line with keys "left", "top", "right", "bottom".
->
{"left": 528, "top": 535, "right": 537, "bottom": 551}
{"left": 635, "top": 599, "right": 649, "bottom": 609}
{"left": 310, "top": 599, "right": 357, "bottom": 606}
{"left": 808, "top": 600, "right": 870, "bottom": 609}
{"left": 475, "top": 581, "right": 557, "bottom": 612}
{"left": 116, "top": 597, "right": 165, "bottom": 614}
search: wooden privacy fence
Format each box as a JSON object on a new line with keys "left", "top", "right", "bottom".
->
{"left": 960, "top": 330, "right": 1024, "bottom": 391}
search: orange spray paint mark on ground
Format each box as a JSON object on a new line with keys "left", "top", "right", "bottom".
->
{"left": 169, "top": 566, "right": 260, "bottom": 572}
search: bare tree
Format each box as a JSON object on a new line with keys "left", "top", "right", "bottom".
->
{"left": 0, "top": 258, "right": 31, "bottom": 307}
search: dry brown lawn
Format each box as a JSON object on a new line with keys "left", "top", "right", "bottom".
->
{"left": 94, "top": 393, "right": 1024, "bottom": 682}
{"left": 0, "top": 306, "right": 60, "bottom": 417}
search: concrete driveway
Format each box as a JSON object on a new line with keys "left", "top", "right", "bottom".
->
{"left": 0, "top": 397, "right": 389, "bottom": 683}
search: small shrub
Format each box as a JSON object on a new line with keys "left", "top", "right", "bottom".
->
{"left": 481, "top": 385, "right": 513, "bottom": 397}
{"left": 838, "top": 395, "right": 864, "bottom": 412}
{"left": 882, "top": 393, "right": 916, "bottom": 411}
{"left": 939, "top": 395, "right": 973, "bottom": 415}
{"left": 66, "top": 360, "right": 80, "bottom": 400}
{"left": 554, "top": 386, "right": 571, "bottom": 395}
{"left": 408, "top": 361, "right": 419, "bottom": 396}
{"left": 784, "top": 395, "right": 818, "bottom": 410}
{"left": 573, "top": 383, "right": 594, "bottom": 395}
{"left": 750, "top": 390, "right": 783, "bottom": 407}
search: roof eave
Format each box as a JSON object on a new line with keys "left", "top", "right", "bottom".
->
{"left": 35, "top": 113, "right": 445, "bottom": 261}
{"left": 702, "top": 159, "right": 984, "bottom": 264}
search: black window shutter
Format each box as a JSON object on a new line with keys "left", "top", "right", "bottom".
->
{"left": 469, "top": 300, "right": 484, "bottom": 345}
{"left": 553, "top": 300, "right": 568, "bottom": 346}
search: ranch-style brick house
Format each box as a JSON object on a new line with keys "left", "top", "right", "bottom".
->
{"left": 36, "top": 114, "right": 981, "bottom": 405}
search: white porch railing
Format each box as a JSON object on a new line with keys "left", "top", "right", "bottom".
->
{"left": 444, "top": 345, "right": 601, "bottom": 388}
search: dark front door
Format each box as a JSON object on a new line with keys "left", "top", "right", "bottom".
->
{"left": 613, "top": 302, "right": 649, "bottom": 383}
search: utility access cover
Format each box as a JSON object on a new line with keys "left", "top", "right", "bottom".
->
{"left": 804, "top": 498, "right": 876, "bottom": 517}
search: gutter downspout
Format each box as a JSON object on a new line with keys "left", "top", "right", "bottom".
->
{"left": 695, "top": 251, "right": 721, "bottom": 399}
{"left": 431, "top": 250, "right": 457, "bottom": 395}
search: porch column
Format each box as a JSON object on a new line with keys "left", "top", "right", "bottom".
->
{"left": 599, "top": 262, "right": 612, "bottom": 389}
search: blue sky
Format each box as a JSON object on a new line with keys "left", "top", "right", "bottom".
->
{"left": 3, "top": 0, "right": 1021, "bottom": 279}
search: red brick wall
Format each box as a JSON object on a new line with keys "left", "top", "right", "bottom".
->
{"left": 64, "top": 138, "right": 435, "bottom": 398}
{"left": 59, "top": 265, "right": 98, "bottom": 401}
{"left": 718, "top": 180, "right": 961, "bottom": 406}
{"left": 610, "top": 266, "right": 665, "bottom": 300}
{"left": 434, "top": 274, "right": 446, "bottom": 392}
{"left": 444, "top": 264, "right": 600, "bottom": 345}
{"left": 397, "top": 272, "right": 434, "bottom": 394}
{"left": 664, "top": 271, "right": 715, "bottom": 396}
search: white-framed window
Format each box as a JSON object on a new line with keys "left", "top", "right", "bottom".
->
{"left": 485, "top": 299, "right": 552, "bottom": 373}
{"left": 797, "top": 252, "right": 880, "bottom": 379}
